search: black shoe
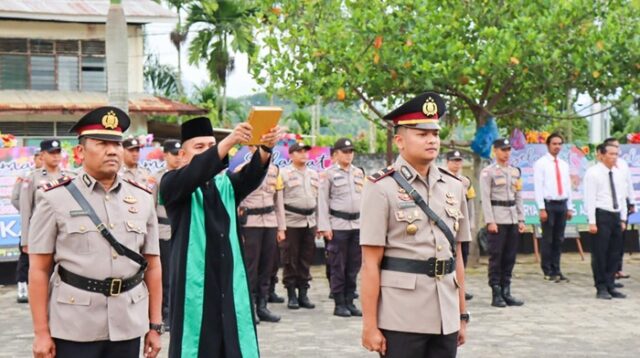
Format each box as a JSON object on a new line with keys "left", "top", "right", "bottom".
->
{"left": 465, "top": 292, "right": 474, "bottom": 301}
{"left": 328, "top": 292, "right": 334, "bottom": 299}
{"left": 353, "top": 292, "right": 359, "bottom": 299}
{"left": 609, "top": 289, "right": 627, "bottom": 299}
{"left": 614, "top": 282, "right": 624, "bottom": 288}
{"left": 491, "top": 285, "right": 507, "bottom": 308}
{"left": 298, "top": 287, "right": 315, "bottom": 309}
{"left": 333, "top": 293, "right": 351, "bottom": 317}
{"left": 555, "top": 274, "right": 570, "bottom": 283}
{"left": 544, "top": 275, "right": 558, "bottom": 282}
{"left": 257, "top": 297, "right": 281, "bottom": 322}
{"left": 596, "top": 290, "right": 612, "bottom": 300}
{"left": 345, "top": 293, "right": 362, "bottom": 317}
{"left": 502, "top": 285, "right": 524, "bottom": 306}
{"left": 286, "top": 287, "right": 299, "bottom": 309}
{"left": 268, "top": 291, "right": 285, "bottom": 304}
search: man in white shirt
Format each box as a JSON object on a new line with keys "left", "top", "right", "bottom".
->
{"left": 583, "top": 143, "right": 628, "bottom": 300}
{"left": 533, "top": 133, "right": 574, "bottom": 282}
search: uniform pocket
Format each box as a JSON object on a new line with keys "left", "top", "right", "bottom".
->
{"left": 380, "top": 270, "right": 417, "bottom": 290}
{"left": 66, "top": 221, "right": 96, "bottom": 255}
{"left": 125, "top": 220, "right": 148, "bottom": 250}
{"left": 56, "top": 281, "right": 92, "bottom": 306}
{"left": 128, "top": 281, "right": 149, "bottom": 304}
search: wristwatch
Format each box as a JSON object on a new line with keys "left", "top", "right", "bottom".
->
{"left": 149, "top": 322, "right": 165, "bottom": 335}
{"left": 260, "top": 145, "right": 273, "bottom": 154}
{"left": 460, "top": 312, "right": 471, "bottom": 323}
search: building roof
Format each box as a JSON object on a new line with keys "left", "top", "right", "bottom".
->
{"left": 0, "top": 0, "right": 176, "bottom": 24}
{"left": 0, "top": 90, "right": 206, "bottom": 116}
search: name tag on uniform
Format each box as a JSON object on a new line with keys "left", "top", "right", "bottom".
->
{"left": 397, "top": 201, "right": 416, "bottom": 209}
{"left": 69, "top": 210, "right": 88, "bottom": 217}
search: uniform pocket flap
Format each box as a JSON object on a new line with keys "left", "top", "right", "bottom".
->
{"left": 128, "top": 282, "right": 149, "bottom": 304}
{"left": 56, "top": 282, "right": 92, "bottom": 306}
{"left": 380, "top": 270, "right": 417, "bottom": 290}
{"left": 67, "top": 221, "right": 98, "bottom": 234}
{"left": 125, "top": 220, "right": 148, "bottom": 234}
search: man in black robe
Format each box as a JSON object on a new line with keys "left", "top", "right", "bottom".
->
{"left": 161, "top": 117, "right": 281, "bottom": 358}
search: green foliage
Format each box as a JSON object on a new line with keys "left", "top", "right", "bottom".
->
{"left": 143, "top": 55, "right": 180, "bottom": 98}
{"left": 610, "top": 95, "right": 640, "bottom": 142}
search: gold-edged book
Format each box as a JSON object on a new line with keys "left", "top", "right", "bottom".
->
{"left": 245, "top": 106, "right": 283, "bottom": 145}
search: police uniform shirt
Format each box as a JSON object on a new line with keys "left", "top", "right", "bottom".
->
{"left": 120, "top": 165, "right": 152, "bottom": 188}
{"left": 27, "top": 169, "right": 160, "bottom": 342}
{"left": 533, "top": 153, "right": 574, "bottom": 211}
{"left": 459, "top": 175, "right": 476, "bottom": 231}
{"left": 360, "top": 155, "right": 471, "bottom": 335}
{"left": 151, "top": 168, "right": 171, "bottom": 240}
{"left": 317, "top": 164, "right": 365, "bottom": 231}
{"left": 281, "top": 165, "right": 319, "bottom": 228}
{"left": 239, "top": 163, "right": 286, "bottom": 230}
{"left": 19, "top": 168, "right": 75, "bottom": 246}
{"left": 480, "top": 163, "right": 524, "bottom": 225}
{"left": 584, "top": 162, "right": 629, "bottom": 224}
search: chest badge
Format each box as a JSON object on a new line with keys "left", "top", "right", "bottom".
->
{"left": 128, "top": 206, "right": 138, "bottom": 214}
{"left": 124, "top": 196, "right": 137, "bottom": 204}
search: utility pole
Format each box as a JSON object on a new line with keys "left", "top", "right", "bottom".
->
{"left": 106, "top": 0, "right": 128, "bottom": 112}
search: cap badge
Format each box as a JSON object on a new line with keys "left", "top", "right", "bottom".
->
{"left": 52, "top": 141, "right": 59, "bottom": 148}
{"left": 422, "top": 97, "right": 438, "bottom": 117}
{"left": 102, "top": 111, "right": 119, "bottom": 130}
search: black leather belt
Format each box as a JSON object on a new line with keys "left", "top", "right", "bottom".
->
{"left": 158, "top": 217, "right": 171, "bottom": 225}
{"left": 329, "top": 209, "right": 360, "bottom": 221}
{"left": 58, "top": 265, "right": 144, "bottom": 297}
{"left": 244, "top": 206, "right": 275, "bottom": 216}
{"left": 491, "top": 200, "right": 516, "bottom": 207}
{"left": 544, "top": 199, "right": 568, "bottom": 204}
{"left": 284, "top": 204, "right": 315, "bottom": 216}
{"left": 381, "top": 256, "right": 456, "bottom": 278}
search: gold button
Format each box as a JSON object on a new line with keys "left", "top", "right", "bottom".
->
{"left": 110, "top": 223, "right": 115, "bottom": 229}
{"left": 69, "top": 297, "right": 75, "bottom": 303}
{"left": 79, "top": 225, "right": 86, "bottom": 232}
{"left": 112, "top": 250, "right": 118, "bottom": 259}
{"left": 437, "top": 245, "right": 442, "bottom": 251}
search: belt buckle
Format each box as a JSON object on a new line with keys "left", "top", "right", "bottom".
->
{"left": 109, "top": 278, "right": 123, "bottom": 296}
{"left": 435, "top": 259, "right": 447, "bottom": 280}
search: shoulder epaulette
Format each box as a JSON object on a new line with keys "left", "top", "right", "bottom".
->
{"left": 43, "top": 176, "right": 73, "bottom": 191}
{"left": 367, "top": 166, "right": 394, "bottom": 183}
{"left": 438, "top": 167, "right": 461, "bottom": 181}
{"left": 124, "top": 178, "right": 152, "bottom": 194}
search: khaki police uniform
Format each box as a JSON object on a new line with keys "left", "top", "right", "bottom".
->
{"left": 121, "top": 165, "right": 152, "bottom": 188}
{"left": 28, "top": 169, "right": 160, "bottom": 342}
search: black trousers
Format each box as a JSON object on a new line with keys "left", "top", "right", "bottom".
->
{"left": 380, "top": 329, "right": 458, "bottom": 358}
{"left": 327, "top": 229, "right": 361, "bottom": 295}
{"left": 159, "top": 239, "right": 172, "bottom": 323}
{"left": 15, "top": 244, "right": 29, "bottom": 283}
{"left": 487, "top": 224, "right": 520, "bottom": 286}
{"left": 242, "top": 227, "right": 278, "bottom": 298}
{"left": 591, "top": 209, "right": 623, "bottom": 291}
{"left": 53, "top": 338, "right": 140, "bottom": 358}
{"left": 461, "top": 241, "right": 469, "bottom": 267}
{"left": 281, "top": 226, "right": 316, "bottom": 289}
{"left": 540, "top": 200, "right": 568, "bottom": 276}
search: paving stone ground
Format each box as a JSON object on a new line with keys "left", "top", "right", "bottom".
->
{"left": 2, "top": 253, "right": 640, "bottom": 357}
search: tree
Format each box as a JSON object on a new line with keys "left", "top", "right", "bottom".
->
{"left": 187, "top": 0, "right": 258, "bottom": 121}
{"left": 164, "top": 0, "right": 192, "bottom": 96}
{"left": 253, "top": 0, "right": 639, "bottom": 162}
{"left": 144, "top": 55, "right": 180, "bottom": 98}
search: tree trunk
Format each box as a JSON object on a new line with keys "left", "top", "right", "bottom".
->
{"left": 468, "top": 152, "right": 483, "bottom": 267}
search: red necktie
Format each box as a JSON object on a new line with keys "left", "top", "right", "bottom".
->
{"left": 555, "top": 159, "right": 563, "bottom": 196}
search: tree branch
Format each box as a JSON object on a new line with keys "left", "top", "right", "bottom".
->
{"left": 486, "top": 73, "right": 517, "bottom": 111}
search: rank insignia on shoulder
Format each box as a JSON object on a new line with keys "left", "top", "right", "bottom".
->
{"left": 438, "top": 167, "right": 461, "bottom": 181}
{"left": 43, "top": 176, "right": 73, "bottom": 191}
{"left": 368, "top": 166, "right": 395, "bottom": 183}
{"left": 124, "top": 178, "right": 152, "bottom": 194}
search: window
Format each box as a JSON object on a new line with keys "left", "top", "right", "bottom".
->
{"left": 31, "top": 56, "right": 55, "bottom": 90}
{"left": 81, "top": 57, "right": 106, "bottom": 92}
{"left": 58, "top": 56, "right": 79, "bottom": 91}
{"left": 0, "top": 55, "right": 28, "bottom": 89}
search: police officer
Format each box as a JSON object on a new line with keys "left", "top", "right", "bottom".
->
{"left": 28, "top": 106, "right": 162, "bottom": 358}
{"left": 318, "top": 137, "right": 364, "bottom": 317}
{"left": 238, "top": 145, "right": 286, "bottom": 323}
{"left": 445, "top": 150, "right": 476, "bottom": 301}
{"left": 18, "top": 140, "right": 75, "bottom": 304}
{"left": 121, "top": 136, "right": 152, "bottom": 187}
{"left": 150, "top": 139, "right": 182, "bottom": 330}
{"left": 361, "top": 92, "right": 470, "bottom": 357}
{"left": 12, "top": 150, "right": 42, "bottom": 303}
{"left": 480, "top": 138, "right": 526, "bottom": 308}
{"left": 281, "top": 141, "right": 319, "bottom": 310}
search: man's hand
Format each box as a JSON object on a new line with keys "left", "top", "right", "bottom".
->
{"left": 277, "top": 230, "right": 286, "bottom": 242}
{"left": 539, "top": 209, "right": 548, "bottom": 223}
{"left": 33, "top": 332, "right": 55, "bottom": 358}
{"left": 143, "top": 330, "right": 162, "bottom": 358}
{"left": 487, "top": 223, "right": 498, "bottom": 234}
{"left": 518, "top": 222, "right": 526, "bottom": 233}
{"left": 621, "top": 222, "right": 627, "bottom": 231}
{"left": 589, "top": 224, "right": 598, "bottom": 234}
{"left": 321, "top": 230, "right": 333, "bottom": 241}
{"left": 22, "top": 245, "right": 28, "bottom": 254}
{"left": 362, "top": 325, "right": 386, "bottom": 355}
{"left": 230, "top": 122, "right": 254, "bottom": 146}
{"left": 566, "top": 210, "right": 573, "bottom": 220}
{"left": 260, "top": 126, "right": 284, "bottom": 148}
{"left": 457, "top": 321, "right": 467, "bottom": 346}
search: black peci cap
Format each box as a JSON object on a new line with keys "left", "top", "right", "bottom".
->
{"left": 181, "top": 117, "right": 214, "bottom": 143}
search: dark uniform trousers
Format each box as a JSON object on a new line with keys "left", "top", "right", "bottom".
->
{"left": 159, "top": 239, "right": 172, "bottom": 322}
{"left": 327, "top": 229, "right": 361, "bottom": 295}
{"left": 242, "top": 227, "right": 278, "bottom": 298}
{"left": 540, "top": 200, "right": 568, "bottom": 276}
{"left": 53, "top": 338, "right": 140, "bottom": 358}
{"left": 591, "top": 209, "right": 624, "bottom": 290}
{"left": 381, "top": 330, "right": 458, "bottom": 358}
{"left": 15, "top": 244, "right": 29, "bottom": 282}
{"left": 461, "top": 241, "right": 470, "bottom": 267}
{"left": 281, "top": 226, "right": 316, "bottom": 289}
{"left": 488, "top": 224, "right": 520, "bottom": 286}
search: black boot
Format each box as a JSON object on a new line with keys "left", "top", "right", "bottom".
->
{"left": 491, "top": 285, "right": 507, "bottom": 307}
{"left": 333, "top": 293, "right": 351, "bottom": 317}
{"left": 502, "top": 284, "right": 524, "bottom": 306}
{"left": 257, "top": 297, "right": 281, "bottom": 322}
{"left": 253, "top": 297, "right": 260, "bottom": 324}
{"left": 298, "top": 287, "right": 315, "bottom": 309}
{"left": 345, "top": 293, "right": 362, "bottom": 317}
{"left": 268, "top": 282, "right": 285, "bottom": 303}
{"left": 465, "top": 292, "right": 474, "bottom": 301}
{"left": 287, "top": 287, "right": 299, "bottom": 309}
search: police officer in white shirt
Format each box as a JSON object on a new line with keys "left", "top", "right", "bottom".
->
{"left": 533, "top": 133, "right": 574, "bottom": 282}
{"left": 583, "top": 143, "right": 628, "bottom": 300}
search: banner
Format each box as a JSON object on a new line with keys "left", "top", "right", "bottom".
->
{"left": 229, "top": 146, "right": 331, "bottom": 172}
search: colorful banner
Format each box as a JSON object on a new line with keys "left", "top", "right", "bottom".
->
{"left": 229, "top": 146, "right": 331, "bottom": 172}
